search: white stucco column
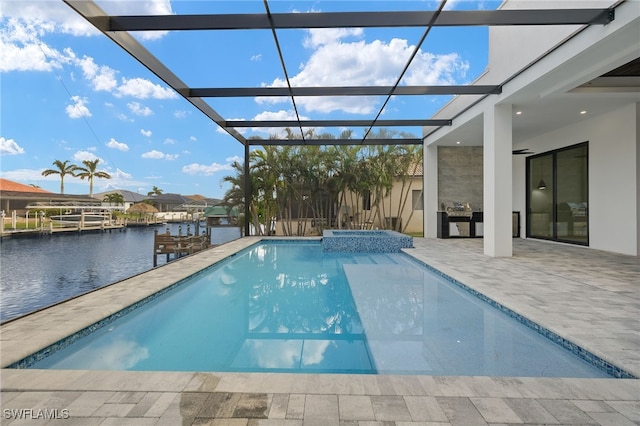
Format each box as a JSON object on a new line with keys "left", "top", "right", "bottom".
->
{"left": 424, "top": 143, "right": 439, "bottom": 238}
{"left": 483, "top": 104, "right": 513, "bottom": 257}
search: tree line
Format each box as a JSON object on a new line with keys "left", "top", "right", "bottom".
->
{"left": 222, "top": 133, "right": 423, "bottom": 236}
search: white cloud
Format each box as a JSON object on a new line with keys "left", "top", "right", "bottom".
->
{"left": 0, "top": 24, "right": 70, "bottom": 72}
{"left": 182, "top": 162, "right": 234, "bottom": 176}
{"left": 111, "top": 168, "right": 132, "bottom": 180}
{"left": 141, "top": 150, "right": 165, "bottom": 159}
{"left": 141, "top": 149, "right": 177, "bottom": 160}
{"left": 116, "top": 78, "right": 177, "bottom": 99}
{"left": 77, "top": 55, "right": 118, "bottom": 92}
{"left": 73, "top": 150, "right": 102, "bottom": 163}
{"left": 65, "top": 95, "right": 92, "bottom": 119}
{"left": 250, "top": 54, "right": 262, "bottom": 61}
{"left": 303, "top": 27, "right": 363, "bottom": 49}
{"left": 100, "top": 168, "right": 146, "bottom": 190}
{"left": 237, "top": 110, "right": 312, "bottom": 138}
{"left": 164, "top": 138, "right": 175, "bottom": 145}
{"left": 0, "top": 0, "right": 173, "bottom": 39}
{"left": 226, "top": 155, "right": 243, "bottom": 163}
{"left": 259, "top": 32, "right": 469, "bottom": 114}
{"left": 0, "top": 3, "right": 97, "bottom": 38}
{"left": 174, "top": 110, "right": 187, "bottom": 119}
{"left": 1, "top": 168, "right": 48, "bottom": 183}
{"left": 141, "top": 129, "right": 152, "bottom": 137}
{"left": 127, "top": 101, "right": 153, "bottom": 116}
{"left": 189, "top": 136, "right": 197, "bottom": 141}
{"left": 93, "top": 0, "right": 173, "bottom": 40}
{"left": 0, "top": 137, "right": 25, "bottom": 155}
{"left": 106, "top": 137, "right": 129, "bottom": 152}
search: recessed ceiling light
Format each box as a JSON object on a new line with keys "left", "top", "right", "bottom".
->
{"left": 580, "top": 110, "right": 587, "bottom": 115}
{"left": 515, "top": 111, "right": 522, "bottom": 115}
{"left": 456, "top": 141, "right": 461, "bottom": 145}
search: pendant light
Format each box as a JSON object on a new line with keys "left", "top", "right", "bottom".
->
{"left": 537, "top": 158, "right": 547, "bottom": 190}
{"left": 537, "top": 178, "right": 547, "bottom": 190}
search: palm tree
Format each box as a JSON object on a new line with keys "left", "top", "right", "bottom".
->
{"left": 147, "top": 186, "right": 164, "bottom": 196}
{"left": 103, "top": 192, "right": 124, "bottom": 205}
{"left": 74, "top": 159, "right": 111, "bottom": 197}
{"left": 222, "top": 160, "right": 256, "bottom": 235}
{"left": 41, "top": 160, "right": 78, "bottom": 194}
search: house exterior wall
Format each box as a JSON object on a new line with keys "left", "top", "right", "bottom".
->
{"left": 637, "top": 102, "right": 640, "bottom": 256}
{"left": 438, "top": 147, "right": 483, "bottom": 211}
{"left": 274, "top": 176, "right": 424, "bottom": 236}
{"left": 377, "top": 176, "right": 424, "bottom": 234}
{"left": 513, "top": 103, "right": 639, "bottom": 255}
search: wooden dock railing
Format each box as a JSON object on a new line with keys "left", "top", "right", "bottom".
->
{"left": 153, "top": 230, "right": 211, "bottom": 266}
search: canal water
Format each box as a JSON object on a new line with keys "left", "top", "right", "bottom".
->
{"left": 0, "top": 224, "right": 241, "bottom": 322}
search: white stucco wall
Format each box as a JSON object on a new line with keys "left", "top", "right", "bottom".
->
{"left": 513, "top": 103, "right": 639, "bottom": 255}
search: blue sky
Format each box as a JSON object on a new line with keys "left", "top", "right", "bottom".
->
{"left": 1, "top": 0, "right": 496, "bottom": 199}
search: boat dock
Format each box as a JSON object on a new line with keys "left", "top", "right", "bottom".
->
{"left": 0, "top": 222, "right": 126, "bottom": 239}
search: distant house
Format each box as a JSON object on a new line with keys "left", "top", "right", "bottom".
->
{"left": 0, "top": 178, "right": 97, "bottom": 215}
{"left": 181, "top": 195, "right": 224, "bottom": 213}
{"left": 93, "top": 189, "right": 148, "bottom": 212}
{"left": 274, "top": 165, "right": 424, "bottom": 236}
{"left": 203, "top": 205, "right": 239, "bottom": 226}
{"left": 145, "top": 193, "right": 195, "bottom": 212}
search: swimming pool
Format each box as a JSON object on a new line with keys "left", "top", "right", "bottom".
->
{"left": 21, "top": 241, "right": 615, "bottom": 377}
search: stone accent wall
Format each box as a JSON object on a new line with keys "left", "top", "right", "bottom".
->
{"left": 438, "top": 146, "right": 483, "bottom": 211}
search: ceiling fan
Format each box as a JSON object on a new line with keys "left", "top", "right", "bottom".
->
{"left": 512, "top": 148, "right": 534, "bottom": 155}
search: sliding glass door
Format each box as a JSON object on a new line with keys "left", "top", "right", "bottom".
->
{"left": 526, "top": 142, "right": 588, "bottom": 245}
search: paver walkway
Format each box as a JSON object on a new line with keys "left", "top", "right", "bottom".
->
{"left": 1, "top": 237, "right": 639, "bottom": 425}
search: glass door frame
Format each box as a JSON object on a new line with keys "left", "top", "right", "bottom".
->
{"left": 525, "top": 142, "right": 589, "bottom": 246}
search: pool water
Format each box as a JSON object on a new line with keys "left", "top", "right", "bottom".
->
{"left": 29, "top": 242, "right": 610, "bottom": 377}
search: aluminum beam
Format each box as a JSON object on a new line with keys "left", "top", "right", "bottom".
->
{"left": 248, "top": 138, "right": 422, "bottom": 146}
{"left": 226, "top": 119, "right": 451, "bottom": 127}
{"left": 191, "top": 86, "right": 501, "bottom": 97}
{"left": 104, "top": 9, "right": 613, "bottom": 32}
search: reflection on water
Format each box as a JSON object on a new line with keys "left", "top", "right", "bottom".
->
{"left": 246, "top": 244, "right": 360, "bottom": 336}
{"left": 55, "top": 336, "right": 150, "bottom": 370}
{"left": 0, "top": 224, "right": 240, "bottom": 321}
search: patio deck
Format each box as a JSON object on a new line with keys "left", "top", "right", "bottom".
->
{"left": 1, "top": 237, "right": 638, "bottom": 425}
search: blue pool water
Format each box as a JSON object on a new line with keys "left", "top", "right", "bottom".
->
{"left": 27, "top": 241, "right": 611, "bottom": 377}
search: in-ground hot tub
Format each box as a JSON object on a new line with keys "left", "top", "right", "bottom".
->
{"left": 322, "top": 229, "right": 413, "bottom": 252}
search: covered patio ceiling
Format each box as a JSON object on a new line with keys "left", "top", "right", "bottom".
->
{"left": 63, "top": 0, "right": 616, "bottom": 147}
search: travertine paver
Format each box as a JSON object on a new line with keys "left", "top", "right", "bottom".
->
{"left": 403, "top": 396, "right": 449, "bottom": 422}
{"left": 303, "top": 394, "right": 339, "bottom": 422}
{"left": 338, "top": 395, "right": 375, "bottom": 421}
{"left": 371, "top": 395, "right": 412, "bottom": 421}
{"left": 436, "top": 397, "right": 489, "bottom": 425}
{"left": 285, "top": 394, "right": 305, "bottom": 419}
{"left": 503, "top": 398, "right": 558, "bottom": 424}
{"left": 1, "top": 237, "right": 639, "bottom": 425}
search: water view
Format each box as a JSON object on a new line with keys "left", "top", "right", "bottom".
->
{"left": 0, "top": 224, "right": 241, "bottom": 322}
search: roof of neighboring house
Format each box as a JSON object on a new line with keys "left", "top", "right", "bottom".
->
{"left": 0, "top": 178, "right": 52, "bottom": 193}
{"left": 147, "top": 193, "right": 192, "bottom": 204}
{"left": 182, "top": 197, "right": 223, "bottom": 207}
{"left": 203, "top": 205, "right": 239, "bottom": 217}
{"left": 93, "top": 189, "right": 148, "bottom": 203}
{"left": 406, "top": 162, "right": 423, "bottom": 176}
